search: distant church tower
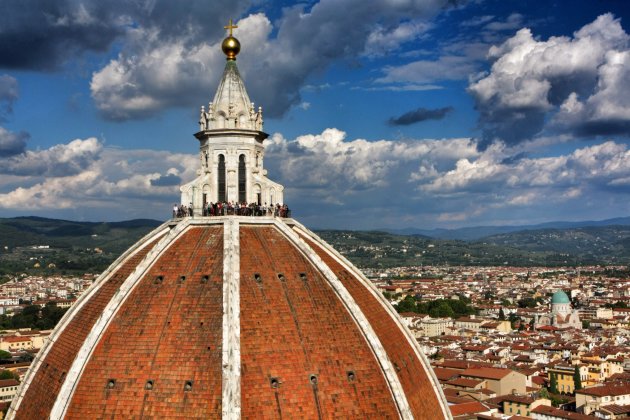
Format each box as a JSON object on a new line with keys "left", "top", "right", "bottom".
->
{"left": 180, "top": 20, "right": 284, "bottom": 213}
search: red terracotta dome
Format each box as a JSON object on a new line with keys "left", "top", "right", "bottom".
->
{"left": 9, "top": 218, "right": 450, "bottom": 419}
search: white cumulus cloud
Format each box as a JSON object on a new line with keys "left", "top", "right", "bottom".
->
{"left": 90, "top": 0, "right": 457, "bottom": 120}
{"left": 469, "top": 13, "right": 630, "bottom": 145}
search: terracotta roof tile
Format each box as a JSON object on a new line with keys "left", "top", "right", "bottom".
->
{"left": 462, "top": 367, "right": 514, "bottom": 380}
{"left": 449, "top": 401, "right": 491, "bottom": 417}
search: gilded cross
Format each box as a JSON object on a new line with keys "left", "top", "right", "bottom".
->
{"left": 224, "top": 19, "right": 238, "bottom": 36}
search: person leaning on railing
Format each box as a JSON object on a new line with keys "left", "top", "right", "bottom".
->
{"left": 173, "top": 202, "right": 291, "bottom": 218}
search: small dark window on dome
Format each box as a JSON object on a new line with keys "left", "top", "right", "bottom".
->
{"left": 179, "top": 275, "right": 186, "bottom": 283}
{"left": 277, "top": 273, "right": 285, "bottom": 281}
{"left": 270, "top": 377, "right": 280, "bottom": 389}
{"left": 254, "top": 273, "right": 262, "bottom": 282}
{"left": 184, "top": 380, "right": 193, "bottom": 391}
{"left": 106, "top": 379, "right": 116, "bottom": 389}
{"left": 347, "top": 371, "right": 356, "bottom": 382}
{"left": 154, "top": 275, "right": 164, "bottom": 284}
{"left": 201, "top": 275, "right": 209, "bottom": 283}
{"left": 309, "top": 374, "right": 318, "bottom": 385}
{"left": 145, "top": 380, "right": 154, "bottom": 390}
{"left": 299, "top": 273, "right": 307, "bottom": 281}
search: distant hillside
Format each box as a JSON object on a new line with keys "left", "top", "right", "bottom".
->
{"left": 318, "top": 224, "right": 630, "bottom": 268}
{"left": 0, "top": 217, "right": 162, "bottom": 275}
{"left": 477, "top": 225, "right": 630, "bottom": 264}
{"left": 316, "top": 231, "right": 624, "bottom": 269}
{"left": 386, "top": 216, "right": 630, "bottom": 240}
{"left": 0, "top": 217, "right": 629, "bottom": 274}
{"left": 0, "top": 216, "right": 162, "bottom": 252}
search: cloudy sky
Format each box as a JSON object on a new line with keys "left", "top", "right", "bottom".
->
{"left": 1, "top": 0, "right": 630, "bottom": 230}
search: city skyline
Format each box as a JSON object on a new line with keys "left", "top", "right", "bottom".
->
{"left": 1, "top": 0, "right": 630, "bottom": 229}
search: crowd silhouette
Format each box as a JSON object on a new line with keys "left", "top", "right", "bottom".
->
{"left": 173, "top": 202, "right": 291, "bottom": 218}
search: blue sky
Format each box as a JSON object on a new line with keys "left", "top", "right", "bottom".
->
{"left": 1, "top": 0, "right": 630, "bottom": 230}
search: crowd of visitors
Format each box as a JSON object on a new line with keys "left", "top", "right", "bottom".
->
{"left": 173, "top": 202, "right": 291, "bottom": 219}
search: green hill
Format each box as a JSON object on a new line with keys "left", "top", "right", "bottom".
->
{"left": 317, "top": 230, "right": 589, "bottom": 268}
{"left": 0, "top": 217, "right": 628, "bottom": 275}
{"left": 0, "top": 217, "right": 162, "bottom": 276}
{"left": 477, "top": 225, "right": 630, "bottom": 264}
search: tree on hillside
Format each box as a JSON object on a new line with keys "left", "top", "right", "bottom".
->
{"left": 550, "top": 373, "right": 558, "bottom": 394}
{"left": 395, "top": 295, "right": 417, "bottom": 313}
{"left": 0, "top": 370, "right": 17, "bottom": 380}
{"left": 518, "top": 297, "right": 538, "bottom": 308}
{"left": 429, "top": 301, "right": 455, "bottom": 318}
{"left": 573, "top": 366, "right": 582, "bottom": 392}
{"left": 508, "top": 313, "right": 522, "bottom": 329}
{"left": 498, "top": 307, "right": 506, "bottom": 320}
{"left": 538, "top": 387, "right": 550, "bottom": 399}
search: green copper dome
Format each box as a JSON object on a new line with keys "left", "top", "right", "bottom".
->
{"left": 551, "top": 290, "right": 571, "bottom": 304}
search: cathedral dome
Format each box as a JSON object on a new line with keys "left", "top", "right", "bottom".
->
{"left": 551, "top": 290, "right": 571, "bottom": 304}
{"left": 9, "top": 218, "right": 450, "bottom": 419}
{"left": 8, "top": 20, "right": 450, "bottom": 420}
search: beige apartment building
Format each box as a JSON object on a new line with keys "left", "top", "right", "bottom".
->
{"left": 0, "top": 379, "right": 19, "bottom": 402}
{"left": 461, "top": 367, "right": 527, "bottom": 395}
{"left": 417, "top": 317, "right": 453, "bottom": 337}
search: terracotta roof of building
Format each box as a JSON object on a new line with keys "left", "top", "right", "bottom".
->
{"left": 2, "top": 336, "right": 30, "bottom": 343}
{"left": 461, "top": 345, "right": 490, "bottom": 351}
{"left": 456, "top": 317, "right": 484, "bottom": 323}
{"left": 438, "top": 359, "right": 496, "bottom": 371}
{"left": 442, "top": 389, "right": 474, "bottom": 405}
{"left": 433, "top": 367, "right": 461, "bottom": 381}
{"left": 449, "top": 401, "right": 491, "bottom": 417}
{"left": 445, "top": 378, "right": 484, "bottom": 388}
{"left": 532, "top": 376, "right": 547, "bottom": 386}
{"left": 608, "top": 372, "right": 630, "bottom": 383}
{"left": 531, "top": 405, "right": 594, "bottom": 420}
{"left": 0, "top": 379, "right": 19, "bottom": 387}
{"left": 576, "top": 383, "right": 630, "bottom": 397}
{"left": 598, "top": 404, "right": 630, "bottom": 415}
{"left": 462, "top": 367, "right": 515, "bottom": 380}
{"left": 500, "top": 394, "right": 536, "bottom": 404}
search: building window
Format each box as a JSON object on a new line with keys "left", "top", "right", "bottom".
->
{"left": 238, "top": 154, "right": 246, "bottom": 203}
{"left": 218, "top": 154, "right": 226, "bottom": 202}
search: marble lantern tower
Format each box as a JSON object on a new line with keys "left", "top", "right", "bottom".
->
{"left": 180, "top": 21, "right": 284, "bottom": 214}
